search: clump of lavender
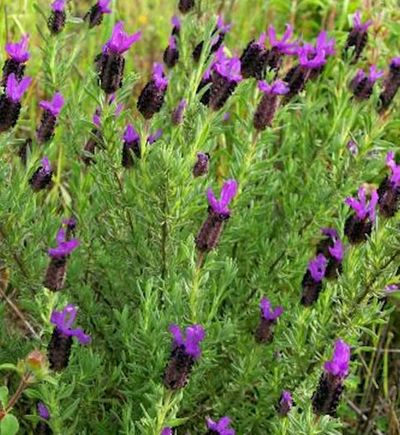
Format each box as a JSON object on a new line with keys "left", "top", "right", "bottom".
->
{"left": 208, "top": 49, "right": 242, "bottom": 111}
{"left": 36, "top": 92, "right": 65, "bottom": 144}
{"left": 82, "top": 109, "right": 103, "bottom": 166}
{"left": 193, "top": 152, "right": 210, "bottom": 177}
{"left": 193, "top": 16, "right": 231, "bottom": 63}
{"left": 48, "top": 0, "right": 67, "bottom": 35}
{"left": 255, "top": 297, "right": 283, "bottom": 344}
{"left": 349, "top": 65, "right": 384, "bottom": 101}
{"left": 206, "top": 416, "right": 235, "bottom": 435}
{"left": 122, "top": 124, "right": 141, "bottom": 168}
{"left": 137, "top": 63, "right": 168, "bottom": 119}
{"left": 379, "top": 57, "right": 400, "bottom": 111}
{"left": 163, "top": 324, "right": 205, "bottom": 389}
{"left": 277, "top": 391, "right": 293, "bottom": 416}
{"left": 196, "top": 179, "right": 238, "bottom": 252}
{"left": 2, "top": 34, "right": 30, "bottom": 85}
{"left": 96, "top": 21, "right": 141, "bottom": 94}
{"left": 344, "top": 10, "right": 372, "bottom": 63}
{"left": 301, "top": 254, "right": 328, "bottom": 306}
{"left": 44, "top": 221, "right": 80, "bottom": 291}
{"left": 37, "top": 402, "right": 52, "bottom": 434}
{"left": 253, "top": 80, "right": 289, "bottom": 130}
{"left": 316, "top": 228, "right": 344, "bottom": 279}
{"left": 171, "top": 99, "right": 187, "bottom": 125}
{"left": 178, "top": 0, "right": 195, "bottom": 14}
{"left": 29, "top": 157, "right": 53, "bottom": 192}
{"left": 312, "top": 339, "right": 351, "bottom": 416}
{"left": 164, "top": 34, "right": 179, "bottom": 69}
{"left": 377, "top": 152, "right": 400, "bottom": 218}
{"left": 240, "top": 33, "right": 268, "bottom": 79}
{"left": 48, "top": 304, "right": 91, "bottom": 371}
{"left": 265, "top": 24, "right": 297, "bottom": 74}
{"left": 0, "top": 73, "right": 31, "bottom": 133}
{"left": 344, "top": 186, "right": 378, "bottom": 244}
{"left": 84, "top": 0, "right": 111, "bottom": 28}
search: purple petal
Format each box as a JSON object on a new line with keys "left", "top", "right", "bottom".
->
{"left": 207, "top": 187, "right": 220, "bottom": 212}
{"left": 104, "top": 21, "right": 141, "bottom": 54}
{"left": 98, "top": 0, "right": 112, "bottom": 13}
{"left": 48, "top": 239, "right": 80, "bottom": 257}
{"left": 52, "top": 0, "right": 66, "bottom": 11}
{"left": 169, "top": 324, "right": 184, "bottom": 346}
{"left": 37, "top": 402, "right": 50, "bottom": 420}
{"left": 324, "top": 339, "right": 351, "bottom": 378}
{"left": 152, "top": 62, "right": 168, "bottom": 90}
{"left": 328, "top": 239, "right": 344, "bottom": 261}
{"left": 5, "top": 34, "right": 30, "bottom": 63}
{"left": 391, "top": 57, "right": 400, "bottom": 68}
{"left": 123, "top": 124, "right": 140, "bottom": 143}
{"left": 41, "top": 157, "right": 52, "bottom": 174}
{"left": 321, "top": 227, "right": 338, "bottom": 239}
{"left": 385, "top": 284, "right": 399, "bottom": 294}
{"left": 147, "top": 129, "right": 163, "bottom": 145}
{"left": 219, "top": 179, "right": 238, "bottom": 211}
{"left": 40, "top": 92, "right": 65, "bottom": 116}
{"left": 6, "top": 73, "right": 31, "bottom": 102}
{"left": 55, "top": 228, "right": 66, "bottom": 244}
{"left": 184, "top": 324, "right": 205, "bottom": 359}
{"left": 161, "top": 429, "right": 173, "bottom": 435}
{"left": 69, "top": 327, "right": 91, "bottom": 345}
{"left": 368, "top": 65, "right": 384, "bottom": 83}
{"left": 171, "top": 15, "right": 181, "bottom": 29}
{"left": 308, "top": 254, "right": 327, "bottom": 282}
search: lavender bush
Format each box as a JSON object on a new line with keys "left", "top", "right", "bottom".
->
{"left": 0, "top": 1, "right": 399, "bottom": 434}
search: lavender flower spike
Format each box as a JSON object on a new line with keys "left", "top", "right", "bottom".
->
{"left": 85, "top": 0, "right": 112, "bottom": 28}
{"left": 2, "top": 34, "right": 30, "bottom": 85}
{"left": 163, "top": 36, "right": 179, "bottom": 69}
{"left": 196, "top": 179, "right": 238, "bottom": 252}
{"left": 48, "top": 0, "right": 67, "bottom": 34}
{"left": 255, "top": 297, "right": 283, "bottom": 343}
{"left": 377, "top": 151, "right": 400, "bottom": 217}
{"left": 193, "top": 152, "right": 210, "bottom": 177}
{"left": 379, "top": 57, "right": 400, "bottom": 111}
{"left": 171, "top": 16, "right": 181, "bottom": 36}
{"left": 240, "top": 32, "right": 268, "bottom": 79}
{"left": 301, "top": 254, "right": 328, "bottom": 306}
{"left": 344, "top": 10, "right": 372, "bottom": 62}
{"left": 29, "top": 157, "right": 54, "bottom": 192}
{"left": 97, "top": 22, "right": 141, "bottom": 94}
{"left": 172, "top": 99, "right": 187, "bottom": 125}
{"left": 37, "top": 92, "right": 65, "bottom": 143}
{"left": 163, "top": 324, "right": 205, "bottom": 389}
{"left": 312, "top": 339, "right": 351, "bottom": 416}
{"left": 36, "top": 402, "right": 51, "bottom": 433}
{"left": 268, "top": 24, "right": 296, "bottom": 55}
{"left": 345, "top": 186, "right": 378, "bottom": 243}
{"left": 206, "top": 416, "right": 235, "bottom": 435}
{"left": 316, "top": 228, "right": 344, "bottom": 279}
{"left": 48, "top": 304, "right": 91, "bottom": 371}
{"left": 0, "top": 74, "right": 31, "bottom": 133}
{"left": 277, "top": 391, "right": 293, "bottom": 416}
{"left": 253, "top": 80, "right": 289, "bottom": 130}
{"left": 38, "top": 403, "right": 50, "bottom": 420}
{"left": 137, "top": 63, "right": 168, "bottom": 119}
{"left": 48, "top": 229, "right": 80, "bottom": 258}
{"left": 122, "top": 124, "right": 141, "bottom": 168}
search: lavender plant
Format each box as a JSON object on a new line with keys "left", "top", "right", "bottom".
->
{"left": 0, "top": 1, "right": 400, "bottom": 434}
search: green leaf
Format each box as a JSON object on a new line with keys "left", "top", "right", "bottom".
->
{"left": 0, "top": 414, "right": 19, "bottom": 435}
{"left": 0, "top": 386, "right": 8, "bottom": 408}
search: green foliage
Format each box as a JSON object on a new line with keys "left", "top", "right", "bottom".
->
{"left": 0, "top": 0, "right": 399, "bottom": 434}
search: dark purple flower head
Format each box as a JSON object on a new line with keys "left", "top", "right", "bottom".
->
{"left": 5, "top": 34, "right": 30, "bottom": 63}
{"left": 171, "top": 15, "right": 181, "bottom": 30}
{"left": 308, "top": 254, "right": 327, "bottom": 282}
{"left": 216, "top": 15, "right": 232, "bottom": 34}
{"left": 172, "top": 98, "right": 187, "bottom": 125}
{"left": 324, "top": 339, "right": 350, "bottom": 378}
{"left": 206, "top": 416, "right": 235, "bottom": 435}
{"left": 347, "top": 140, "right": 358, "bottom": 156}
{"left": 280, "top": 390, "right": 293, "bottom": 409}
{"left": 147, "top": 129, "right": 163, "bottom": 144}
{"left": 98, "top": 0, "right": 112, "bottom": 13}
{"left": 92, "top": 107, "right": 101, "bottom": 127}
{"left": 385, "top": 284, "right": 399, "bottom": 294}
{"left": 258, "top": 80, "right": 289, "bottom": 95}
{"left": 268, "top": 24, "right": 296, "bottom": 54}
{"left": 48, "top": 223, "right": 80, "bottom": 258}
{"left": 50, "top": 304, "right": 91, "bottom": 345}
{"left": 161, "top": 428, "right": 172, "bottom": 435}
{"left": 353, "top": 10, "right": 372, "bottom": 31}
{"left": 51, "top": 0, "right": 66, "bottom": 11}
{"left": 40, "top": 92, "right": 65, "bottom": 116}
{"left": 169, "top": 324, "right": 205, "bottom": 360}
{"left": 152, "top": 62, "right": 168, "bottom": 90}
{"left": 260, "top": 297, "right": 283, "bottom": 321}
{"left": 207, "top": 179, "right": 238, "bottom": 215}
{"left": 213, "top": 49, "right": 242, "bottom": 83}
{"left": 391, "top": 57, "right": 400, "bottom": 68}
{"left": 315, "top": 31, "right": 335, "bottom": 56}
{"left": 5, "top": 73, "right": 31, "bottom": 102}
{"left": 124, "top": 124, "right": 140, "bottom": 143}
{"left": 298, "top": 46, "right": 327, "bottom": 69}
{"left": 386, "top": 151, "right": 400, "bottom": 187}
{"left": 103, "top": 21, "right": 141, "bottom": 54}
{"left": 38, "top": 402, "right": 50, "bottom": 420}
{"left": 345, "top": 186, "right": 378, "bottom": 222}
